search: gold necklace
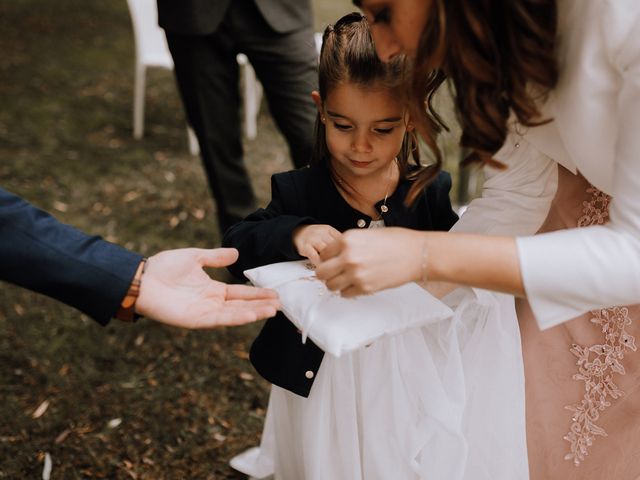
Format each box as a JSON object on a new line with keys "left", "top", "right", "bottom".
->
{"left": 335, "top": 158, "right": 397, "bottom": 220}
{"left": 377, "top": 157, "right": 397, "bottom": 217}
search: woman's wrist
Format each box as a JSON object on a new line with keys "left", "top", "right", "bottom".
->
{"left": 392, "top": 228, "right": 430, "bottom": 285}
{"left": 409, "top": 230, "right": 440, "bottom": 285}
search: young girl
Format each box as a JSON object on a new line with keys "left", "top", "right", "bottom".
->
{"left": 224, "top": 13, "right": 462, "bottom": 479}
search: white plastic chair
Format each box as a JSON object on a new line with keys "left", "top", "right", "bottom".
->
{"left": 237, "top": 53, "right": 262, "bottom": 140}
{"left": 125, "top": 0, "right": 262, "bottom": 155}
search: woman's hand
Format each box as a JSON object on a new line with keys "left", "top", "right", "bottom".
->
{"left": 316, "top": 227, "right": 426, "bottom": 297}
{"left": 292, "top": 224, "right": 342, "bottom": 265}
{"left": 135, "top": 248, "right": 280, "bottom": 328}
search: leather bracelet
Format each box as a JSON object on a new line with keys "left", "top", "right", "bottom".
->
{"left": 115, "top": 258, "right": 147, "bottom": 322}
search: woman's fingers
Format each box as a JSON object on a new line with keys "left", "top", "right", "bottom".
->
{"left": 340, "top": 285, "right": 364, "bottom": 298}
{"left": 315, "top": 255, "right": 343, "bottom": 282}
{"left": 323, "top": 271, "right": 353, "bottom": 293}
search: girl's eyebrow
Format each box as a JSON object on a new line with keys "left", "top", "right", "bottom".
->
{"left": 326, "top": 110, "right": 402, "bottom": 123}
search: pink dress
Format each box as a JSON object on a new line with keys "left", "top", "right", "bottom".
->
{"left": 517, "top": 167, "right": 640, "bottom": 479}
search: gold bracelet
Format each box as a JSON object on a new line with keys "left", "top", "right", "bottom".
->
{"left": 420, "top": 239, "right": 428, "bottom": 286}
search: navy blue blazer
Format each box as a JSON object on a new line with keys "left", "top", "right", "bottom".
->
{"left": 0, "top": 188, "right": 142, "bottom": 325}
{"left": 223, "top": 164, "right": 459, "bottom": 397}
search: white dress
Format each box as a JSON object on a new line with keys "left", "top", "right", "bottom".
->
{"left": 231, "top": 221, "right": 530, "bottom": 480}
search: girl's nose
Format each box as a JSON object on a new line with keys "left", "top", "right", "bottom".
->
{"left": 351, "top": 132, "right": 372, "bottom": 153}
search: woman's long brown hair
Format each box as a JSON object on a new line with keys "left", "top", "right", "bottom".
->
{"left": 406, "top": 0, "right": 559, "bottom": 203}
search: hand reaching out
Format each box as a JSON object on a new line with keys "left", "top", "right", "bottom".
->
{"left": 135, "top": 248, "right": 280, "bottom": 328}
{"left": 293, "top": 224, "right": 342, "bottom": 265}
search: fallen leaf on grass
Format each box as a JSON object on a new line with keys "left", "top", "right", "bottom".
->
{"left": 123, "top": 191, "right": 141, "bottom": 203}
{"left": 107, "top": 418, "right": 122, "bottom": 429}
{"left": 14, "top": 304, "right": 24, "bottom": 316}
{"left": 239, "top": 372, "right": 254, "bottom": 381}
{"left": 192, "top": 208, "right": 205, "bottom": 220}
{"left": 55, "top": 429, "right": 71, "bottom": 444}
{"left": 233, "top": 350, "right": 250, "bottom": 360}
{"left": 75, "top": 425, "right": 95, "bottom": 435}
{"left": 32, "top": 400, "right": 50, "bottom": 419}
{"left": 122, "top": 459, "right": 137, "bottom": 480}
{"left": 42, "top": 452, "right": 52, "bottom": 480}
{"left": 53, "top": 201, "right": 68, "bottom": 212}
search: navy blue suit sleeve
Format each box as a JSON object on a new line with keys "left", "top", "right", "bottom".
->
{"left": 0, "top": 188, "right": 143, "bottom": 325}
{"left": 222, "top": 172, "right": 318, "bottom": 280}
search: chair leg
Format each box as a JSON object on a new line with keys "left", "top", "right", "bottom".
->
{"left": 187, "top": 125, "right": 199, "bottom": 155}
{"left": 133, "top": 63, "right": 146, "bottom": 139}
{"left": 238, "top": 54, "right": 261, "bottom": 140}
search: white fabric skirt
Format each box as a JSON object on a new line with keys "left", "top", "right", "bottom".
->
{"left": 231, "top": 289, "right": 529, "bottom": 480}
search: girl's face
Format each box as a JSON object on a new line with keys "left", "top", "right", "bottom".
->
{"left": 314, "top": 82, "right": 409, "bottom": 182}
{"left": 355, "top": 0, "right": 430, "bottom": 61}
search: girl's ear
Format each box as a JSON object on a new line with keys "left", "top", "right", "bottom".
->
{"left": 311, "top": 91, "right": 324, "bottom": 120}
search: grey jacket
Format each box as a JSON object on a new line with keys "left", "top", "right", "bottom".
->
{"left": 157, "top": 0, "right": 313, "bottom": 35}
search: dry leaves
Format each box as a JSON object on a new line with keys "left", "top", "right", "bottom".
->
{"left": 107, "top": 418, "right": 122, "bottom": 429}
{"left": 32, "top": 400, "right": 50, "bottom": 419}
{"left": 54, "top": 429, "right": 71, "bottom": 445}
{"left": 52, "top": 201, "right": 68, "bottom": 212}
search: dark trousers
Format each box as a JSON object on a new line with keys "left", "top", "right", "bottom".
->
{"left": 165, "top": 1, "right": 318, "bottom": 232}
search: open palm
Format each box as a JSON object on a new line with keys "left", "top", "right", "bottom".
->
{"left": 136, "top": 248, "right": 280, "bottom": 328}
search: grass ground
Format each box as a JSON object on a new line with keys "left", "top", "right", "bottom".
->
{"left": 0, "top": 1, "right": 463, "bottom": 478}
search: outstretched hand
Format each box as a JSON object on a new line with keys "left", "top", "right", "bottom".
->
{"left": 135, "top": 248, "right": 280, "bottom": 328}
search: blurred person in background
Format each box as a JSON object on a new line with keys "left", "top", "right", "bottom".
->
{"left": 158, "top": 0, "right": 318, "bottom": 232}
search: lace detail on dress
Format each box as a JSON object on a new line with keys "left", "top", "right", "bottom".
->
{"left": 576, "top": 186, "right": 610, "bottom": 227}
{"left": 563, "top": 187, "right": 637, "bottom": 466}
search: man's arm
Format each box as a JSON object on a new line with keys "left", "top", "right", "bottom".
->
{"left": 0, "top": 188, "right": 141, "bottom": 324}
{"left": 0, "top": 188, "right": 279, "bottom": 327}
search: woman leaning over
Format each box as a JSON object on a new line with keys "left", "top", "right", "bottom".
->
{"left": 317, "top": 1, "right": 640, "bottom": 478}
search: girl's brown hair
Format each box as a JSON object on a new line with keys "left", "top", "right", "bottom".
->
{"left": 406, "top": 0, "right": 559, "bottom": 202}
{"left": 313, "top": 12, "right": 421, "bottom": 196}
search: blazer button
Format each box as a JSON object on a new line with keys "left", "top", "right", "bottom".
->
{"left": 357, "top": 219, "right": 366, "bottom": 228}
{"left": 305, "top": 370, "right": 315, "bottom": 379}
